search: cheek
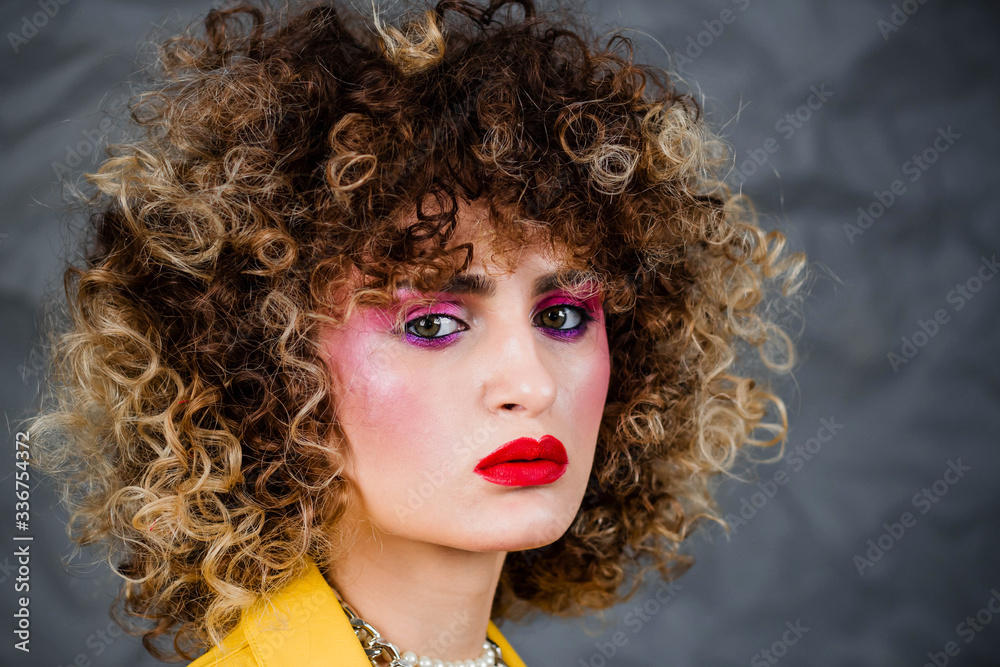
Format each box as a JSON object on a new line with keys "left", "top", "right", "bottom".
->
{"left": 573, "top": 325, "right": 611, "bottom": 424}
{"left": 584, "top": 343, "right": 611, "bottom": 413}
{"left": 323, "top": 315, "right": 402, "bottom": 438}
{"left": 557, "top": 328, "right": 610, "bottom": 477}
{"left": 322, "top": 316, "right": 444, "bottom": 470}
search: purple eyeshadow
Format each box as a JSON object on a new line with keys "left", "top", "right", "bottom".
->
{"left": 402, "top": 328, "right": 460, "bottom": 348}
{"left": 539, "top": 307, "right": 596, "bottom": 341}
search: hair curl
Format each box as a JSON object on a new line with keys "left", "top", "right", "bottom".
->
{"left": 25, "top": 0, "right": 809, "bottom": 661}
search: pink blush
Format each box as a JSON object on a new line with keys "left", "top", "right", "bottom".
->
{"left": 324, "top": 315, "right": 421, "bottom": 441}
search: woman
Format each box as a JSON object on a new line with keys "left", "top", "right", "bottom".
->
{"left": 26, "top": 0, "right": 807, "bottom": 665}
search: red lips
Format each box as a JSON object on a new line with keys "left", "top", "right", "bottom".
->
{"left": 474, "top": 435, "right": 568, "bottom": 486}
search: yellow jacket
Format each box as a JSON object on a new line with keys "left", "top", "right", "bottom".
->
{"left": 187, "top": 558, "right": 527, "bottom": 667}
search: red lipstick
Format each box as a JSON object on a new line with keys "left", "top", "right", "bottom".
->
{"left": 474, "top": 435, "right": 568, "bottom": 487}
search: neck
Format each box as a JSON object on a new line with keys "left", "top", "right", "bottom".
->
{"left": 325, "top": 525, "right": 506, "bottom": 661}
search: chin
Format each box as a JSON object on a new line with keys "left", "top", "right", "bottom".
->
{"left": 452, "top": 502, "right": 581, "bottom": 553}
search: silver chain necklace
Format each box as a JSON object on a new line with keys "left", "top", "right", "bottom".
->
{"left": 337, "top": 597, "right": 509, "bottom": 667}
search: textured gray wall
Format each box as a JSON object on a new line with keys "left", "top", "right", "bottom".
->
{"left": 1, "top": 1, "right": 998, "bottom": 665}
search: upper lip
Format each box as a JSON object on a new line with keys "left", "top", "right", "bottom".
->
{"left": 475, "top": 435, "right": 568, "bottom": 469}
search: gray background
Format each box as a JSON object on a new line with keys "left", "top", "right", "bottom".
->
{"left": 1, "top": 0, "right": 998, "bottom": 665}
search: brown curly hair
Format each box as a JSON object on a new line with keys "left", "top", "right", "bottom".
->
{"left": 24, "top": 0, "right": 808, "bottom": 661}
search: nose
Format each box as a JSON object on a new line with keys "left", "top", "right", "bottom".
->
{"left": 481, "top": 318, "right": 558, "bottom": 416}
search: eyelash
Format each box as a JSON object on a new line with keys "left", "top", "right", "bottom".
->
{"left": 400, "top": 303, "right": 597, "bottom": 348}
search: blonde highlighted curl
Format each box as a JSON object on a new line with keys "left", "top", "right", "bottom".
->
{"left": 24, "top": 0, "right": 809, "bottom": 661}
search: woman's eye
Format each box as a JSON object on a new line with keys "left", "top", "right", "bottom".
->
{"left": 535, "top": 304, "right": 587, "bottom": 330}
{"left": 405, "top": 314, "right": 464, "bottom": 339}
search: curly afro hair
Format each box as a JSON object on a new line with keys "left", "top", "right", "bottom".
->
{"left": 24, "top": 0, "right": 808, "bottom": 660}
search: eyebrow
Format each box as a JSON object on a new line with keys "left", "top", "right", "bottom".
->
{"left": 399, "top": 268, "right": 600, "bottom": 298}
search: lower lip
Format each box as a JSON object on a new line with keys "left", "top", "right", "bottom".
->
{"left": 474, "top": 460, "right": 567, "bottom": 486}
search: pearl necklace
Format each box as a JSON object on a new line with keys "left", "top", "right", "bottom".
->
{"left": 336, "top": 595, "right": 508, "bottom": 667}
{"left": 399, "top": 641, "right": 501, "bottom": 667}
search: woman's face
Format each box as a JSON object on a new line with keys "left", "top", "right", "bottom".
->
{"left": 320, "top": 205, "right": 610, "bottom": 553}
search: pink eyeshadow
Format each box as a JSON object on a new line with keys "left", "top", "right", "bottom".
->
{"left": 538, "top": 287, "right": 604, "bottom": 316}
